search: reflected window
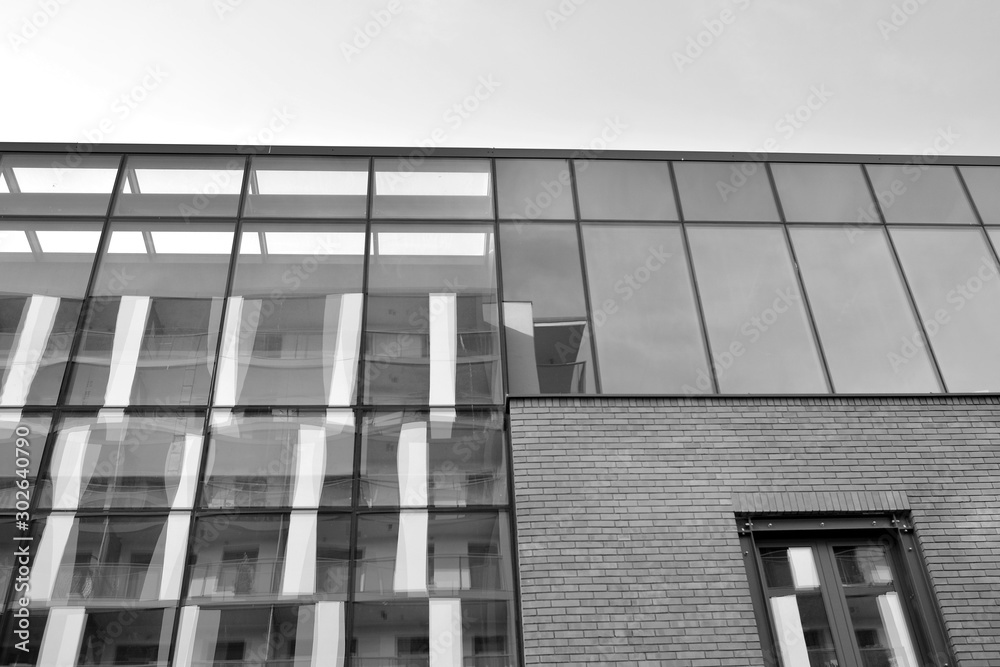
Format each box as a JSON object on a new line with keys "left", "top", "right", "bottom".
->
{"left": 316, "top": 515, "right": 352, "bottom": 599}
{"left": 202, "top": 410, "right": 355, "bottom": 509}
{"left": 373, "top": 158, "right": 493, "bottom": 219}
{"left": 791, "top": 227, "right": 940, "bottom": 393}
{"left": 499, "top": 223, "right": 595, "bottom": 394}
{"left": 76, "top": 609, "right": 174, "bottom": 666}
{"left": 114, "top": 155, "right": 244, "bottom": 218}
{"left": 771, "top": 163, "right": 877, "bottom": 222}
{"left": 674, "top": 161, "right": 779, "bottom": 221}
{"left": 583, "top": 224, "right": 708, "bottom": 393}
{"left": 245, "top": 156, "right": 369, "bottom": 218}
{"left": 365, "top": 225, "right": 502, "bottom": 406}
{"left": 496, "top": 159, "right": 576, "bottom": 220}
{"left": 0, "top": 411, "right": 49, "bottom": 509}
{"left": 687, "top": 226, "right": 826, "bottom": 393}
{"left": 218, "top": 224, "right": 365, "bottom": 406}
{"left": 866, "top": 165, "right": 977, "bottom": 224}
{"left": 890, "top": 228, "right": 1000, "bottom": 391}
{"left": 0, "top": 221, "right": 102, "bottom": 406}
{"left": 0, "top": 153, "right": 120, "bottom": 216}
{"left": 574, "top": 160, "right": 677, "bottom": 220}
{"left": 360, "top": 410, "right": 508, "bottom": 508}
{"left": 187, "top": 515, "right": 289, "bottom": 601}
{"left": 65, "top": 223, "right": 233, "bottom": 406}
{"left": 959, "top": 166, "right": 1000, "bottom": 223}
{"left": 38, "top": 411, "right": 204, "bottom": 510}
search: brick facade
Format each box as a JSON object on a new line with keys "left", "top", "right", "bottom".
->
{"left": 510, "top": 396, "right": 1000, "bottom": 666}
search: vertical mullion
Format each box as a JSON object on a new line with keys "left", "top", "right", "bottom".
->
{"left": 814, "top": 540, "right": 864, "bottom": 667}
{"left": 953, "top": 165, "right": 985, "bottom": 226}
{"left": 567, "top": 159, "right": 602, "bottom": 394}
{"left": 491, "top": 157, "right": 509, "bottom": 403}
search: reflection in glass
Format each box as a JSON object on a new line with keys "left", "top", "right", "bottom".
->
{"left": 114, "top": 155, "right": 244, "bottom": 218}
{"left": 217, "top": 224, "right": 365, "bottom": 406}
{"left": 0, "top": 153, "right": 120, "bottom": 216}
{"left": 891, "top": 228, "right": 1000, "bottom": 391}
{"left": 496, "top": 159, "right": 575, "bottom": 220}
{"left": 772, "top": 163, "right": 877, "bottom": 222}
{"left": 202, "top": 410, "right": 355, "bottom": 509}
{"left": 245, "top": 156, "right": 369, "bottom": 218}
{"left": 687, "top": 226, "right": 826, "bottom": 393}
{"left": 373, "top": 158, "right": 493, "bottom": 219}
{"left": 65, "top": 223, "right": 233, "bottom": 406}
{"left": 76, "top": 609, "right": 175, "bottom": 666}
{"left": 499, "top": 223, "right": 594, "bottom": 394}
{"left": 38, "top": 411, "right": 204, "bottom": 510}
{"left": 0, "top": 519, "right": 17, "bottom": 595}
{"left": 866, "top": 165, "right": 977, "bottom": 224}
{"left": 582, "top": 224, "right": 708, "bottom": 393}
{"left": 791, "top": 227, "right": 940, "bottom": 393}
{"left": 674, "top": 161, "right": 779, "bottom": 221}
{"left": 316, "top": 515, "right": 352, "bottom": 599}
{"left": 187, "top": 515, "right": 289, "bottom": 600}
{"left": 0, "top": 411, "right": 49, "bottom": 508}
{"left": 1, "top": 222, "right": 102, "bottom": 406}
{"left": 360, "top": 410, "right": 508, "bottom": 508}
{"left": 960, "top": 166, "right": 1000, "bottom": 223}
{"left": 574, "top": 160, "right": 677, "bottom": 220}
{"left": 365, "top": 226, "right": 502, "bottom": 405}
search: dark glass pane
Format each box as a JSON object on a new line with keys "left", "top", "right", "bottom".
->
{"left": 316, "top": 515, "right": 352, "bottom": 599}
{"left": 188, "top": 515, "right": 288, "bottom": 601}
{"left": 582, "top": 224, "right": 708, "bottom": 393}
{"left": 0, "top": 609, "right": 45, "bottom": 665}
{"left": 499, "top": 223, "right": 594, "bottom": 394}
{"left": 0, "top": 154, "right": 119, "bottom": 216}
{"left": 890, "top": 228, "right": 1000, "bottom": 391}
{"left": 574, "top": 160, "right": 677, "bottom": 220}
{"left": 496, "top": 159, "right": 575, "bottom": 220}
{"left": 76, "top": 608, "right": 174, "bottom": 666}
{"left": 844, "top": 594, "right": 920, "bottom": 667}
{"left": 114, "top": 155, "right": 244, "bottom": 218}
{"left": 0, "top": 222, "right": 102, "bottom": 406}
{"left": 687, "top": 226, "right": 826, "bottom": 393}
{"left": 183, "top": 605, "right": 328, "bottom": 664}
{"left": 372, "top": 158, "right": 492, "bottom": 219}
{"left": 772, "top": 163, "right": 877, "bottom": 222}
{"left": 245, "top": 156, "right": 369, "bottom": 218}
{"left": 0, "top": 412, "right": 49, "bottom": 509}
{"left": 960, "top": 166, "right": 1000, "bottom": 223}
{"left": 673, "top": 161, "right": 779, "bottom": 221}
{"left": 791, "top": 227, "right": 940, "bottom": 393}
{"left": 867, "top": 165, "right": 977, "bottom": 224}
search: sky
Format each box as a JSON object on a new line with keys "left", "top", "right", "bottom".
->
{"left": 2, "top": 0, "right": 999, "bottom": 156}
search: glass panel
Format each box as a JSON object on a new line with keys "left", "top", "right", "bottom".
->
{"left": 499, "top": 223, "right": 594, "bottom": 394}
{"left": 687, "top": 226, "right": 826, "bottom": 393}
{"left": 0, "top": 411, "right": 50, "bottom": 509}
{"left": 245, "top": 156, "right": 369, "bottom": 218}
{"left": 187, "top": 515, "right": 288, "bottom": 600}
{"left": 65, "top": 223, "right": 233, "bottom": 406}
{"left": 772, "top": 163, "right": 877, "bottom": 223}
{"left": 673, "top": 161, "right": 779, "bottom": 221}
{"left": 0, "top": 610, "right": 45, "bottom": 664}
{"left": 0, "top": 221, "right": 102, "bottom": 406}
{"left": 790, "top": 227, "right": 940, "bottom": 393}
{"left": 890, "top": 228, "right": 1000, "bottom": 391}
{"left": 960, "top": 166, "right": 1000, "bottom": 223}
{"left": 0, "top": 154, "right": 119, "bottom": 216}
{"left": 114, "top": 155, "right": 244, "bottom": 218}
{"left": 38, "top": 411, "right": 204, "bottom": 510}
{"left": 353, "top": 602, "right": 429, "bottom": 665}
{"left": 373, "top": 158, "right": 492, "bottom": 219}
{"left": 0, "top": 518, "right": 17, "bottom": 596}
{"left": 866, "top": 165, "right": 977, "bottom": 224}
{"left": 574, "top": 160, "right": 677, "bottom": 220}
{"left": 360, "top": 410, "right": 508, "bottom": 508}
{"left": 219, "top": 223, "right": 365, "bottom": 406}
{"left": 203, "top": 410, "right": 355, "bottom": 509}
{"left": 366, "top": 225, "right": 501, "bottom": 405}
{"left": 496, "top": 159, "right": 575, "bottom": 220}
{"left": 184, "top": 605, "right": 324, "bottom": 665}
{"left": 77, "top": 608, "right": 174, "bottom": 666}
{"left": 582, "top": 224, "right": 709, "bottom": 393}
{"left": 834, "top": 546, "right": 894, "bottom": 586}
{"left": 317, "top": 515, "right": 352, "bottom": 599}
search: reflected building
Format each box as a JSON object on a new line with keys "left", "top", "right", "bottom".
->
{"left": 1, "top": 146, "right": 999, "bottom": 666}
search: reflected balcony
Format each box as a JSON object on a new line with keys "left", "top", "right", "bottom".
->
{"left": 203, "top": 477, "right": 291, "bottom": 509}
{"left": 316, "top": 556, "right": 350, "bottom": 596}
{"left": 51, "top": 562, "right": 162, "bottom": 603}
{"left": 356, "top": 554, "right": 507, "bottom": 596}
{"left": 187, "top": 556, "right": 283, "bottom": 600}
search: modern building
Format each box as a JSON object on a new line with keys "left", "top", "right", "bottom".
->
{"left": 0, "top": 144, "right": 998, "bottom": 667}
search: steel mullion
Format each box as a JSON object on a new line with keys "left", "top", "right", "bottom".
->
{"left": 568, "top": 159, "right": 603, "bottom": 395}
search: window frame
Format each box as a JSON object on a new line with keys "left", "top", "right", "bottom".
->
{"left": 737, "top": 514, "right": 953, "bottom": 667}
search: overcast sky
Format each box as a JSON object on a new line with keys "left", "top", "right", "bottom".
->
{"left": 3, "top": 0, "right": 999, "bottom": 156}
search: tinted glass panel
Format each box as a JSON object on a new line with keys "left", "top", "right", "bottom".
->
{"left": 496, "top": 159, "right": 575, "bottom": 220}
{"left": 0, "top": 411, "right": 49, "bottom": 509}
{"left": 791, "top": 227, "right": 940, "bottom": 393}
{"left": 0, "top": 153, "right": 120, "bottom": 216}
{"left": 574, "top": 160, "right": 677, "bottom": 220}
{"left": 772, "top": 163, "right": 877, "bottom": 223}
{"left": 187, "top": 515, "right": 289, "bottom": 600}
{"left": 499, "top": 223, "right": 595, "bottom": 394}
{"left": 582, "top": 224, "right": 708, "bottom": 393}
{"left": 245, "top": 156, "right": 369, "bottom": 218}
{"left": 890, "top": 228, "right": 1000, "bottom": 391}
{"left": 76, "top": 609, "right": 175, "bottom": 666}
{"left": 372, "top": 158, "right": 492, "bottom": 219}
{"left": 674, "top": 161, "right": 779, "bottom": 221}
{"left": 114, "top": 155, "right": 244, "bottom": 217}
{"left": 687, "top": 225, "right": 826, "bottom": 393}
{"left": 181, "top": 604, "right": 328, "bottom": 664}
{"left": 867, "top": 164, "right": 977, "bottom": 223}
{"left": 316, "top": 515, "right": 352, "bottom": 599}
{"left": 960, "top": 166, "right": 1000, "bottom": 223}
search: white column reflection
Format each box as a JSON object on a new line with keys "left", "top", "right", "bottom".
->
{"left": 0, "top": 294, "right": 59, "bottom": 406}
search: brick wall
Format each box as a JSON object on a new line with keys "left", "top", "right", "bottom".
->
{"left": 510, "top": 396, "right": 1000, "bottom": 666}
